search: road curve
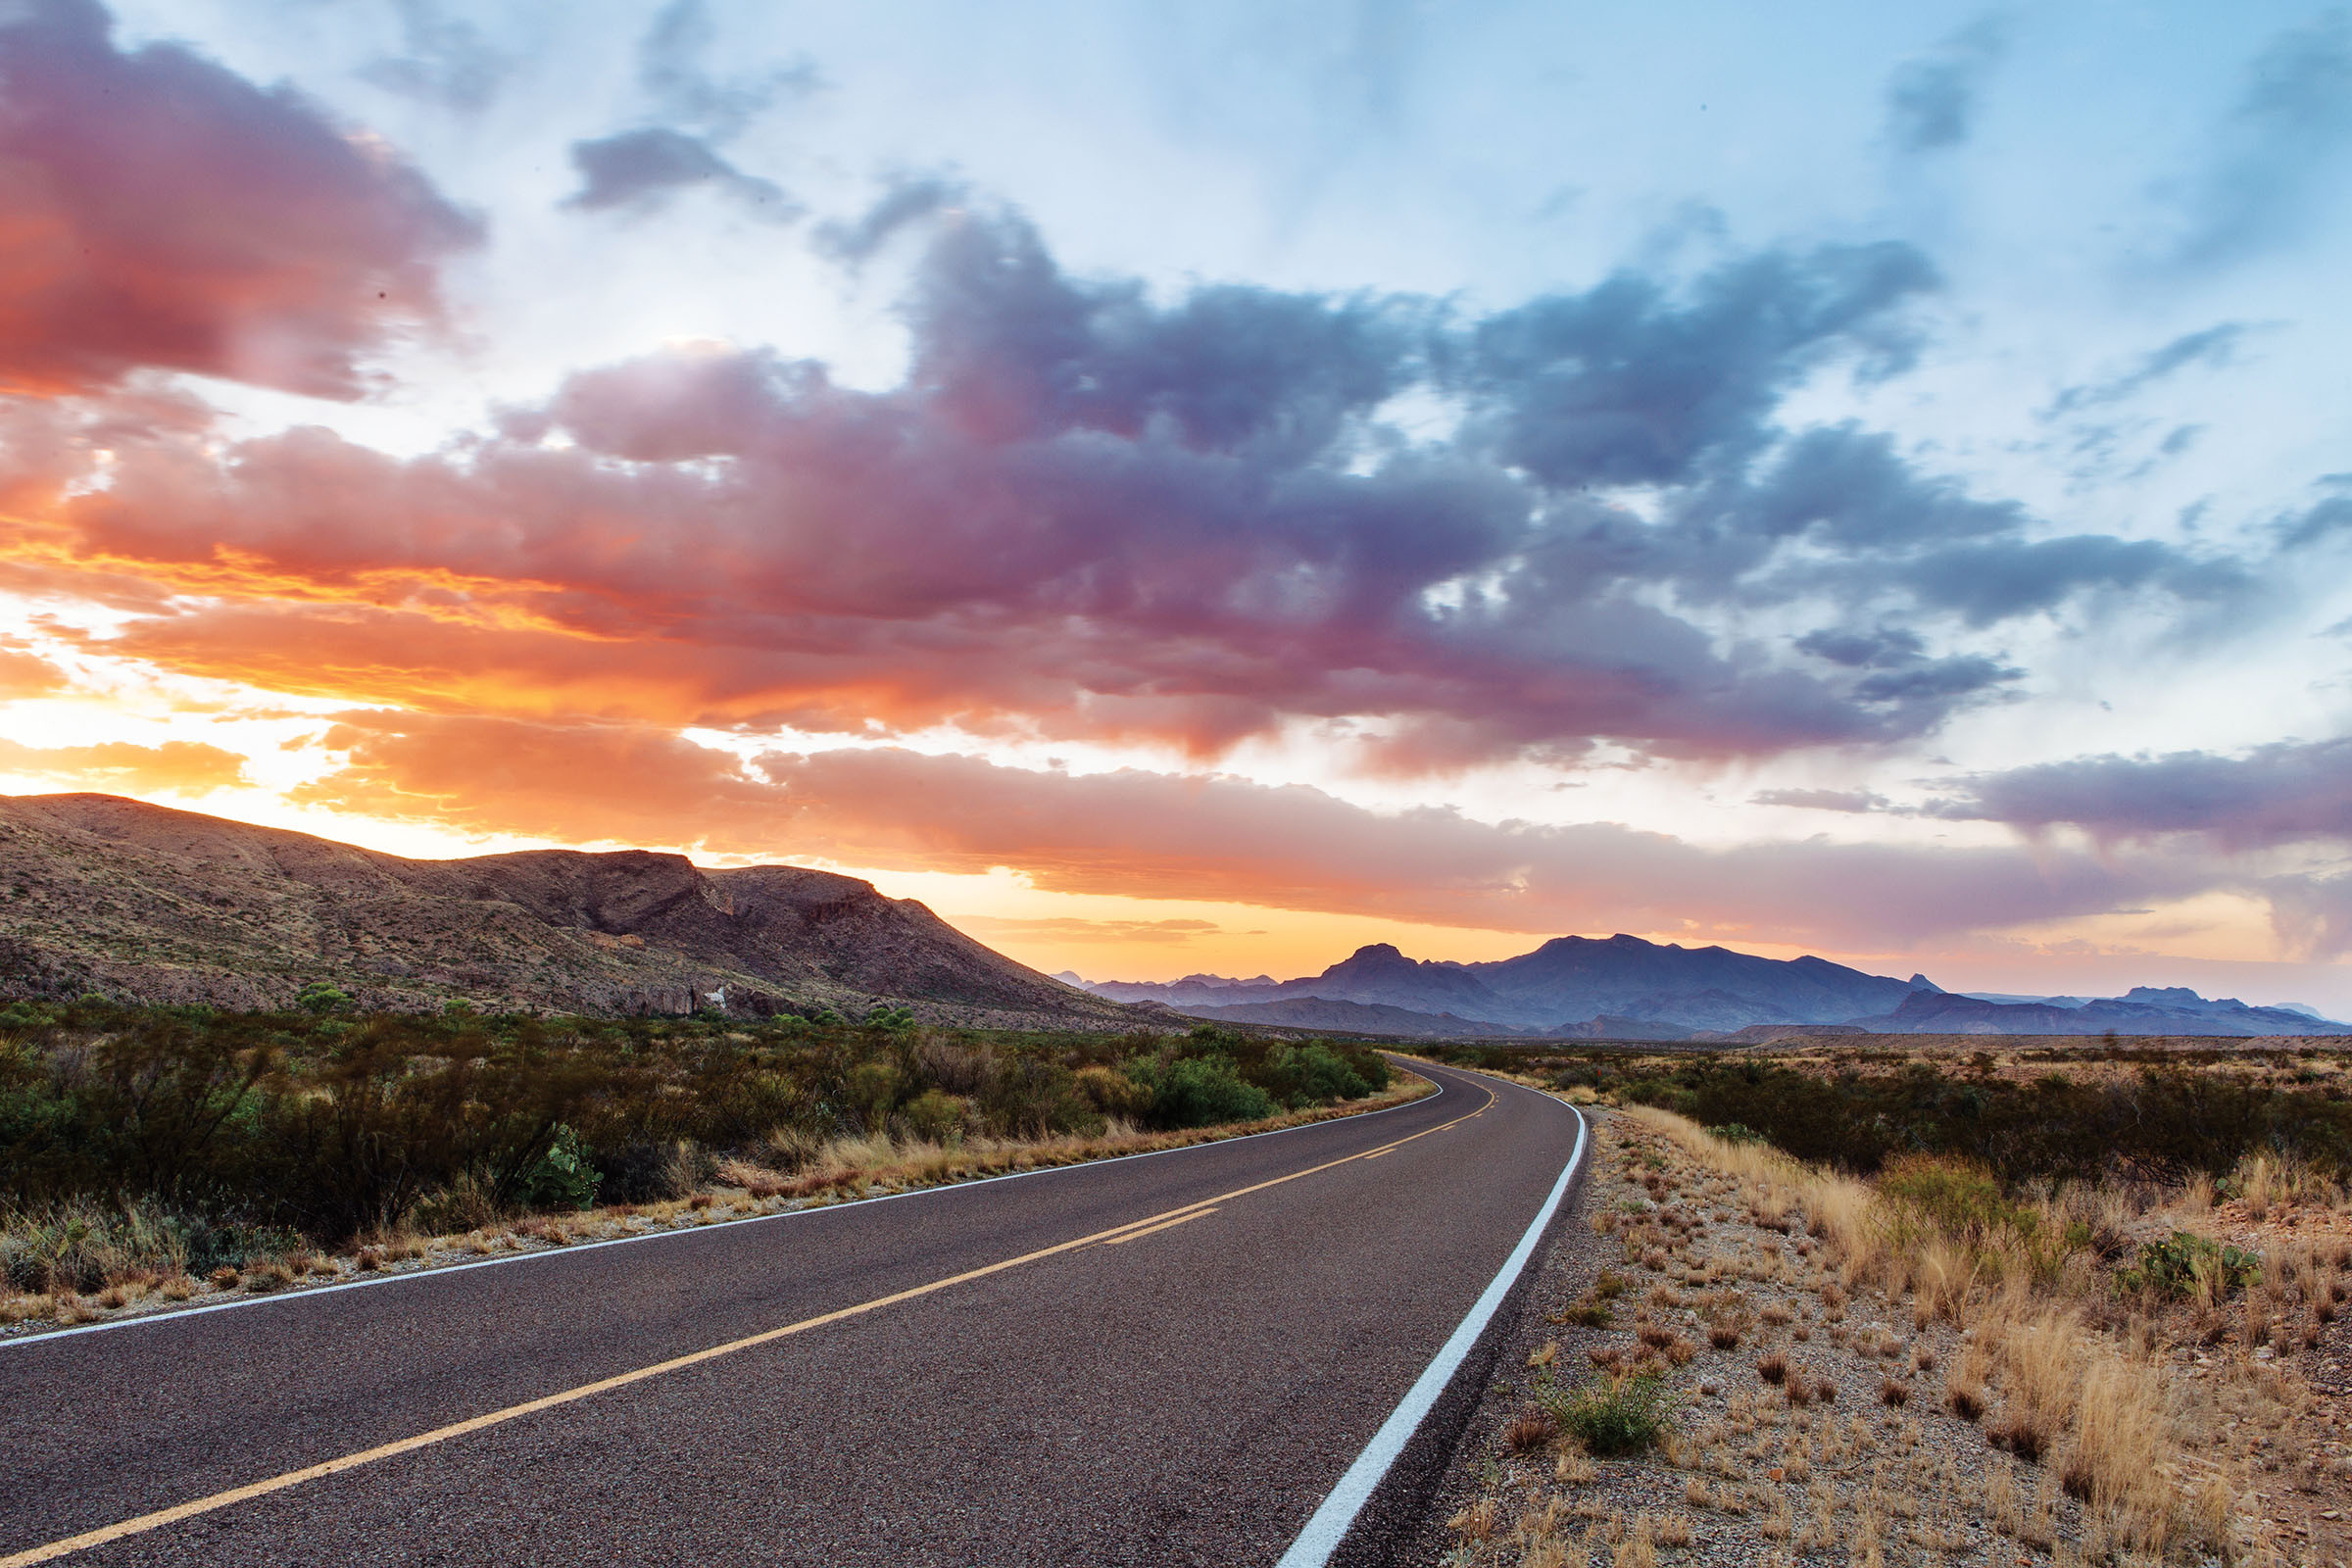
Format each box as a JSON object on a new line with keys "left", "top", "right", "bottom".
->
{"left": 1, "top": 1059, "right": 1584, "bottom": 1567}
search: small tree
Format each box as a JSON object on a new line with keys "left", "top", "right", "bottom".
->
{"left": 295, "top": 982, "right": 352, "bottom": 1016}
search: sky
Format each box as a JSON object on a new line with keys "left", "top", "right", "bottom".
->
{"left": 3, "top": 0, "right": 2351, "bottom": 1006}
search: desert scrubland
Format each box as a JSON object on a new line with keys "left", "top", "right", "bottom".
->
{"left": 1427, "top": 1041, "right": 2352, "bottom": 1566}
{"left": 0, "top": 999, "right": 1402, "bottom": 1334}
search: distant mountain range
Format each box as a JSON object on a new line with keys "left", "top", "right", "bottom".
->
{"left": 10, "top": 792, "right": 2338, "bottom": 1041}
{"left": 0, "top": 794, "right": 1126, "bottom": 1028}
{"left": 1071, "top": 939, "right": 2350, "bottom": 1038}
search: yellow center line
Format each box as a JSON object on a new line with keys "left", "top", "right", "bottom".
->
{"left": 2, "top": 1076, "right": 1494, "bottom": 1568}
{"left": 1099, "top": 1206, "right": 1218, "bottom": 1245}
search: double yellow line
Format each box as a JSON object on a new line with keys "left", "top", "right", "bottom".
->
{"left": 3, "top": 1079, "right": 1494, "bottom": 1567}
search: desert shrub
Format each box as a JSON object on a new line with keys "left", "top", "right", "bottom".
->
{"left": 1706, "top": 1122, "right": 1766, "bottom": 1146}
{"left": 1073, "top": 1064, "right": 1150, "bottom": 1119}
{"left": 409, "top": 1173, "right": 505, "bottom": 1235}
{"left": 901, "top": 1089, "right": 967, "bottom": 1143}
{"left": 975, "top": 1054, "right": 1104, "bottom": 1139}
{"left": 2118, "top": 1231, "right": 2262, "bottom": 1298}
{"left": 0, "top": 1200, "right": 295, "bottom": 1294}
{"left": 1540, "top": 1372, "right": 1672, "bottom": 1455}
{"left": 1258, "top": 1043, "right": 1373, "bottom": 1107}
{"left": 1130, "top": 1053, "right": 1278, "bottom": 1130}
{"left": 294, "top": 982, "right": 351, "bottom": 1016}
{"left": 517, "top": 1124, "right": 602, "bottom": 1210}
{"left": 1879, "top": 1155, "right": 2064, "bottom": 1281}
{"left": 843, "top": 1060, "right": 902, "bottom": 1132}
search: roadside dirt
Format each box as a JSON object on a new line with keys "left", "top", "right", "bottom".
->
{"left": 1402, "top": 1102, "right": 2348, "bottom": 1567}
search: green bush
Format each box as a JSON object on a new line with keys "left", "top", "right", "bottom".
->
{"left": 294, "top": 982, "right": 351, "bottom": 1016}
{"left": 1707, "top": 1122, "right": 1766, "bottom": 1146}
{"left": 901, "top": 1089, "right": 966, "bottom": 1143}
{"left": 2119, "top": 1231, "right": 2262, "bottom": 1298}
{"left": 1540, "top": 1372, "right": 1672, "bottom": 1455}
{"left": 518, "top": 1123, "right": 602, "bottom": 1210}
{"left": 1134, "top": 1054, "right": 1278, "bottom": 1129}
{"left": 1261, "top": 1043, "right": 1372, "bottom": 1107}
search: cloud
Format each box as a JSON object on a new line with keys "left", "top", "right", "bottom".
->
{"left": 2279, "top": 487, "right": 2352, "bottom": 551}
{"left": 1751, "top": 787, "right": 1890, "bottom": 813}
{"left": 0, "top": 0, "right": 481, "bottom": 397}
{"left": 1458, "top": 242, "right": 1937, "bottom": 487}
{"left": 358, "top": 0, "right": 511, "bottom": 113}
{"left": 2, "top": 203, "right": 2245, "bottom": 772}
{"left": 1883, "top": 17, "right": 2009, "bottom": 154}
{"left": 0, "top": 649, "right": 67, "bottom": 700}
{"left": 2265, "top": 868, "right": 2352, "bottom": 958}
{"left": 813, "top": 174, "right": 968, "bottom": 266}
{"left": 563, "top": 128, "right": 799, "bottom": 218}
{"left": 1928, "top": 737, "right": 2352, "bottom": 849}
{"left": 956, "top": 915, "right": 1222, "bottom": 945}
{"left": 284, "top": 713, "right": 2229, "bottom": 952}
{"left": 637, "top": 0, "right": 821, "bottom": 140}
{"left": 0, "top": 737, "right": 249, "bottom": 794}
{"left": 1899, "top": 533, "right": 2242, "bottom": 626}
{"left": 2161, "top": 14, "right": 2352, "bottom": 273}
{"left": 2046, "top": 323, "right": 2254, "bottom": 416}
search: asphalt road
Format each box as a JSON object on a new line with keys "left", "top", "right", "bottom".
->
{"left": 0, "top": 1059, "right": 1585, "bottom": 1567}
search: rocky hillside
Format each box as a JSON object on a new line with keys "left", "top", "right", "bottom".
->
{"left": 0, "top": 794, "right": 1131, "bottom": 1028}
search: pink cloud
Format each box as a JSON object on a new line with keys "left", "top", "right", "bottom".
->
{"left": 287, "top": 712, "right": 2220, "bottom": 952}
{"left": 0, "top": 0, "right": 478, "bottom": 397}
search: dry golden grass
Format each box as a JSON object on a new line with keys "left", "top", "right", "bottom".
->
{"left": 1620, "top": 1103, "right": 2217, "bottom": 1559}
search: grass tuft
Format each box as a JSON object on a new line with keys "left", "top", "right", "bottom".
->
{"left": 1541, "top": 1372, "right": 1674, "bottom": 1457}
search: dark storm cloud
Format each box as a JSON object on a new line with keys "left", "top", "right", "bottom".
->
{"left": 2163, "top": 14, "right": 2352, "bottom": 273}
{"left": 1884, "top": 17, "right": 2009, "bottom": 154}
{"left": 563, "top": 127, "right": 799, "bottom": 218}
{"left": 1930, "top": 738, "right": 2352, "bottom": 848}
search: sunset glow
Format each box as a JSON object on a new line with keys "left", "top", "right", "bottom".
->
{"left": 5, "top": 0, "right": 2351, "bottom": 1004}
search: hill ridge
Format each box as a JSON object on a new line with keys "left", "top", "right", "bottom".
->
{"left": 0, "top": 793, "right": 1126, "bottom": 1027}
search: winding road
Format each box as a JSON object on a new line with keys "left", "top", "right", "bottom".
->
{"left": 1, "top": 1059, "right": 1587, "bottom": 1567}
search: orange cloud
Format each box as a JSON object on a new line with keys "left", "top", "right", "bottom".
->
{"left": 0, "top": 647, "right": 65, "bottom": 700}
{"left": 285, "top": 711, "right": 2218, "bottom": 951}
{"left": 0, "top": 736, "right": 249, "bottom": 794}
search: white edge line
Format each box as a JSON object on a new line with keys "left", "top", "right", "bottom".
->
{"left": 4, "top": 1065, "right": 1449, "bottom": 1350}
{"left": 1274, "top": 1082, "right": 1587, "bottom": 1568}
